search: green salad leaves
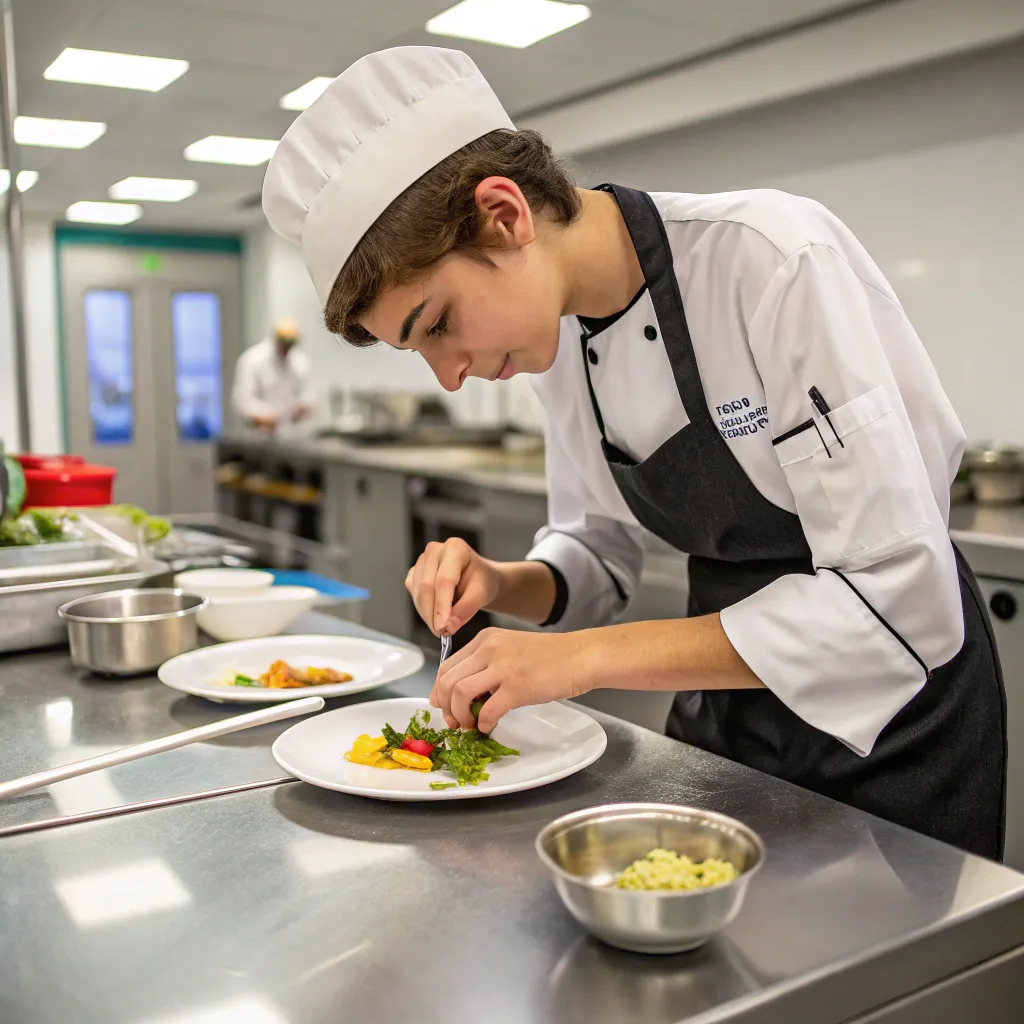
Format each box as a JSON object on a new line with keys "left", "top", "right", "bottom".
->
{"left": 380, "top": 709, "right": 519, "bottom": 789}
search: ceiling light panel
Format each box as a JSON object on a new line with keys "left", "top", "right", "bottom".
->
{"left": 15, "top": 116, "right": 106, "bottom": 149}
{"left": 0, "top": 170, "right": 39, "bottom": 193}
{"left": 44, "top": 48, "right": 189, "bottom": 92}
{"left": 66, "top": 201, "right": 142, "bottom": 225}
{"left": 426, "top": 0, "right": 591, "bottom": 49}
{"left": 280, "top": 77, "right": 334, "bottom": 111}
{"left": 184, "top": 136, "right": 278, "bottom": 166}
{"left": 109, "top": 177, "right": 197, "bottom": 202}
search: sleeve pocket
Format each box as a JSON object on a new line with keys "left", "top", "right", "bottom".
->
{"left": 775, "top": 386, "right": 932, "bottom": 565}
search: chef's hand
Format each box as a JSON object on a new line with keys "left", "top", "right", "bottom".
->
{"left": 430, "top": 628, "right": 597, "bottom": 733}
{"left": 405, "top": 538, "right": 501, "bottom": 637}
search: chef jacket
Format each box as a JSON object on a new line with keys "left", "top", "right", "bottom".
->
{"left": 231, "top": 338, "right": 314, "bottom": 425}
{"left": 527, "top": 189, "right": 966, "bottom": 757}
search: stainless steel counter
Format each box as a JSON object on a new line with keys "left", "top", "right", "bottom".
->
{"left": 0, "top": 612, "right": 434, "bottom": 833}
{"left": 219, "top": 432, "right": 549, "bottom": 495}
{"left": 3, "top": 705, "right": 1024, "bottom": 1024}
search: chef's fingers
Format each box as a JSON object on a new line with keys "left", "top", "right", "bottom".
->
{"left": 475, "top": 685, "right": 517, "bottom": 736}
{"left": 449, "top": 667, "right": 498, "bottom": 731}
{"left": 427, "top": 682, "right": 458, "bottom": 730}
{"left": 448, "top": 573, "right": 492, "bottom": 636}
{"left": 409, "top": 542, "right": 444, "bottom": 634}
{"left": 433, "top": 541, "right": 471, "bottom": 634}
{"left": 436, "top": 646, "right": 489, "bottom": 728}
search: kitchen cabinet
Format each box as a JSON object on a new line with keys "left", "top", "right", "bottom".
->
{"left": 975, "top": 574, "right": 1024, "bottom": 870}
{"left": 325, "top": 464, "right": 411, "bottom": 638}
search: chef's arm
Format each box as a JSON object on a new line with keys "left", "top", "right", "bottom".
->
{"left": 522, "top": 415, "right": 646, "bottom": 630}
{"left": 717, "top": 243, "right": 965, "bottom": 756}
{"left": 578, "top": 615, "right": 764, "bottom": 691}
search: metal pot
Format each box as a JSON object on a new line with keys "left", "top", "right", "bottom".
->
{"left": 58, "top": 588, "right": 207, "bottom": 676}
{"left": 963, "top": 447, "right": 1024, "bottom": 506}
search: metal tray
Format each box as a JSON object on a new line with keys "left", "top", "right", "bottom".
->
{"left": 0, "top": 557, "right": 171, "bottom": 654}
{"left": 0, "top": 542, "right": 136, "bottom": 587}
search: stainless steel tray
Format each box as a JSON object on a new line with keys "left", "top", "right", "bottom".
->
{"left": 0, "top": 557, "right": 171, "bottom": 654}
{"left": 0, "top": 542, "right": 136, "bottom": 587}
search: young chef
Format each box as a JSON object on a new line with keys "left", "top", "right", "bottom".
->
{"left": 263, "top": 47, "right": 1006, "bottom": 858}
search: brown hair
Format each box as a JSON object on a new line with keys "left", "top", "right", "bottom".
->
{"left": 324, "top": 128, "right": 580, "bottom": 346}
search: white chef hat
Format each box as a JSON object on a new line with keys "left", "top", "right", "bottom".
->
{"left": 263, "top": 46, "right": 515, "bottom": 306}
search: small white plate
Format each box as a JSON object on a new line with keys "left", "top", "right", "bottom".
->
{"left": 157, "top": 635, "right": 425, "bottom": 704}
{"left": 272, "top": 696, "right": 607, "bottom": 801}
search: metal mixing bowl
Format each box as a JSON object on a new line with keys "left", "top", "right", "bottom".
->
{"left": 59, "top": 588, "right": 208, "bottom": 676}
{"left": 536, "top": 803, "right": 764, "bottom": 954}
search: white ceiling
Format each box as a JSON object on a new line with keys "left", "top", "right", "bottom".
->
{"left": 9, "top": 0, "right": 869, "bottom": 231}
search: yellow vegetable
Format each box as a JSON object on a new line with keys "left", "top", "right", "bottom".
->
{"left": 345, "top": 735, "right": 389, "bottom": 766}
{"left": 352, "top": 734, "right": 387, "bottom": 754}
{"left": 345, "top": 749, "right": 384, "bottom": 767}
{"left": 390, "top": 748, "right": 433, "bottom": 771}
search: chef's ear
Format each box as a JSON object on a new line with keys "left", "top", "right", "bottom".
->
{"left": 473, "top": 176, "right": 536, "bottom": 250}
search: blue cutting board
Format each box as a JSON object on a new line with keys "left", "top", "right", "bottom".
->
{"left": 266, "top": 570, "right": 369, "bottom": 601}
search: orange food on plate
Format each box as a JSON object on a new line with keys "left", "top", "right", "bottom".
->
{"left": 260, "top": 660, "right": 353, "bottom": 689}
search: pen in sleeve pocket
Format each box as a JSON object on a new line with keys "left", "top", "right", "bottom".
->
{"left": 809, "top": 386, "right": 844, "bottom": 455}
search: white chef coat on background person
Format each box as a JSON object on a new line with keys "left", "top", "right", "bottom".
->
{"left": 527, "top": 188, "right": 966, "bottom": 759}
{"left": 231, "top": 336, "right": 314, "bottom": 428}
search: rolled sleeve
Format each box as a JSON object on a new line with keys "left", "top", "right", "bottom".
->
{"left": 525, "top": 399, "right": 644, "bottom": 632}
{"left": 528, "top": 527, "right": 635, "bottom": 631}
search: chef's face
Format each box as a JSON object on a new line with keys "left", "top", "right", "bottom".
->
{"left": 361, "top": 180, "right": 564, "bottom": 392}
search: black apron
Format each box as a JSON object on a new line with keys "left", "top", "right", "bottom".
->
{"left": 581, "top": 184, "right": 1007, "bottom": 860}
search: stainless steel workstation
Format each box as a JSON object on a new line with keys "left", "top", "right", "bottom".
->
{"left": 1, "top": 487, "right": 1024, "bottom": 1022}
{"left": 2, "top": 608, "right": 1024, "bottom": 1024}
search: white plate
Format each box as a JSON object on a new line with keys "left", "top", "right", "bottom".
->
{"left": 272, "top": 696, "right": 607, "bottom": 801}
{"left": 157, "top": 635, "right": 424, "bottom": 704}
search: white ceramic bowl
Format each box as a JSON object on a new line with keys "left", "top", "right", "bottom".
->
{"left": 196, "top": 585, "right": 319, "bottom": 642}
{"left": 173, "top": 568, "right": 275, "bottom": 598}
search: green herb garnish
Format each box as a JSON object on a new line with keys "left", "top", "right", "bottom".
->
{"left": 376, "top": 710, "right": 520, "bottom": 788}
{"left": 233, "top": 674, "right": 257, "bottom": 686}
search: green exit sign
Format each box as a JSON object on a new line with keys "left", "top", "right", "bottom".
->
{"left": 140, "top": 252, "right": 163, "bottom": 274}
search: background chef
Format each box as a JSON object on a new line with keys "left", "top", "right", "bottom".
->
{"left": 231, "top": 317, "right": 314, "bottom": 432}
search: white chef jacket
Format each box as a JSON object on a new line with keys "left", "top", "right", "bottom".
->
{"left": 231, "top": 338, "right": 314, "bottom": 425}
{"left": 527, "top": 189, "right": 966, "bottom": 757}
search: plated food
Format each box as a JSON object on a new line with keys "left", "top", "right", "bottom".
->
{"left": 157, "top": 635, "right": 425, "bottom": 704}
{"left": 344, "top": 708, "right": 519, "bottom": 789}
{"left": 230, "top": 659, "right": 354, "bottom": 689}
{"left": 272, "top": 697, "right": 607, "bottom": 801}
{"left": 614, "top": 848, "right": 739, "bottom": 891}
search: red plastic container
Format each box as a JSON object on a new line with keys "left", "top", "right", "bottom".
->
{"left": 23, "top": 463, "right": 117, "bottom": 508}
{"left": 14, "top": 454, "right": 86, "bottom": 470}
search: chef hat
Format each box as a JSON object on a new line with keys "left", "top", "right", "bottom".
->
{"left": 263, "top": 46, "right": 515, "bottom": 306}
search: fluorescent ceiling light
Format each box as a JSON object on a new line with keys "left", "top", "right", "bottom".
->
{"left": 66, "top": 201, "right": 142, "bottom": 225}
{"left": 427, "top": 0, "right": 590, "bottom": 48}
{"left": 15, "top": 115, "right": 106, "bottom": 149}
{"left": 0, "top": 169, "right": 39, "bottom": 193}
{"left": 280, "top": 76, "right": 333, "bottom": 111}
{"left": 184, "top": 135, "right": 278, "bottom": 166}
{"left": 44, "top": 47, "right": 188, "bottom": 92}
{"left": 109, "top": 176, "right": 197, "bottom": 202}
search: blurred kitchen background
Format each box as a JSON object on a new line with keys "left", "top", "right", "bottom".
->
{"left": 1, "top": 0, "right": 1024, "bottom": 664}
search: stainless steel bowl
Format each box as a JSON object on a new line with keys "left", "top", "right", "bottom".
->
{"left": 536, "top": 803, "right": 764, "bottom": 954}
{"left": 58, "top": 588, "right": 208, "bottom": 676}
